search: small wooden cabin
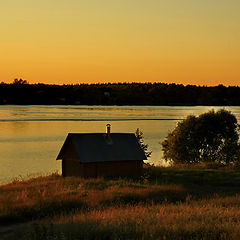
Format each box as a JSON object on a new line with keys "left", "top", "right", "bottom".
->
{"left": 56, "top": 126, "right": 147, "bottom": 178}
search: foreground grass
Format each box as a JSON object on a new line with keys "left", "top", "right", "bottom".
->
{"left": 1, "top": 167, "right": 240, "bottom": 239}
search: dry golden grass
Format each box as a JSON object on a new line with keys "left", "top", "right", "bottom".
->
{"left": 52, "top": 197, "right": 240, "bottom": 239}
{"left": 2, "top": 168, "right": 240, "bottom": 239}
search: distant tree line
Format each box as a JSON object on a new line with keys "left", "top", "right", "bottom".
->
{"left": 0, "top": 79, "right": 240, "bottom": 105}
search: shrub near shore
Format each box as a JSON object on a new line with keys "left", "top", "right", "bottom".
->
{"left": 1, "top": 167, "right": 240, "bottom": 239}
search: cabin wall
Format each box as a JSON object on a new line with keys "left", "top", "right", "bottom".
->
{"left": 95, "top": 160, "right": 143, "bottom": 177}
{"left": 62, "top": 159, "right": 84, "bottom": 177}
{"left": 62, "top": 159, "right": 143, "bottom": 177}
{"left": 61, "top": 141, "right": 78, "bottom": 159}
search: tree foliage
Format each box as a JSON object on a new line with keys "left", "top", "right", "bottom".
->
{"left": 135, "top": 128, "right": 152, "bottom": 159}
{"left": 13, "top": 78, "right": 28, "bottom": 85}
{"left": 162, "top": 110, "right": 240, "bottom": 165}
{"left": 0, "top": 81, "right": 240, "bottom": 105}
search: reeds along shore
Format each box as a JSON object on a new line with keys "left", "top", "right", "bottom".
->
{"left": 1, "top": 167, "right": 240, "bottom": 240}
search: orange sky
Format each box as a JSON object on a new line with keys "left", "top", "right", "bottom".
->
{"left": 1, "top": 1, "right": 240, "bottom": 86}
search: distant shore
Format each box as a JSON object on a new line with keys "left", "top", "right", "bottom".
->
{"left": 1, "top": 81, "right": 240, "bottom": 106}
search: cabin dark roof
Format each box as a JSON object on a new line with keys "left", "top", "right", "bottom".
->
{"left": 56, "top": 133, "right": 147, "bottom": 163}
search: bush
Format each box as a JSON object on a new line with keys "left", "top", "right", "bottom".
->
{"left": 135, "top": 128, "right": 152, "bottom": 159}
{"left": 162, "top": 109, "right": 240, "bottom": 165}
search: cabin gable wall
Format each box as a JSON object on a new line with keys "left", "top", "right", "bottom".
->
{"left": 61, "top": 141, "right": 78, "bottom": 159}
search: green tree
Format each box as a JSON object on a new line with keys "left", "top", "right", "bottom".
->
{"left": 162, "top": 109, "right": 240, "bottom": 165}
{"left": 135, "top": 128, "right": 152, "bottom": 159}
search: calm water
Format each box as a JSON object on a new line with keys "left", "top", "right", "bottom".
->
{"left": 1, "top": 105, "right": 240, "bottom": 184}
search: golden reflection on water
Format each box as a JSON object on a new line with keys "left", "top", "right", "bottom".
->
{"left": 0, "top": 120, "right": 177, "bottom": 184}
{"left": 0, "top": 105, "right": 240, "bottom": 184}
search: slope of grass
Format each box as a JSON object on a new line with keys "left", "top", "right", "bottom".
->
{"left": 1, "top": 167, "right": 240, "bottom": 239}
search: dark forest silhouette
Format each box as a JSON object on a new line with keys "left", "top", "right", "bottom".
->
{"left": 0, "top": 79, "right": 240, "bottom": 105}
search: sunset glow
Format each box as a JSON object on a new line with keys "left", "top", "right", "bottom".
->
{"left": 1, "top": 0, "right": 240, "bottom": 86}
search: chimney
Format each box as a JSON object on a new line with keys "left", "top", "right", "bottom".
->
{"left": 106, "top": 124, "right": 111, "bottom": 141}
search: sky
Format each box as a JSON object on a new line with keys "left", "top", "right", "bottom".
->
{"left": 0, "top": 0, "right": 240, "bottom": 86}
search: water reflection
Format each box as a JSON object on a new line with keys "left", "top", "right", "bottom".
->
{"left": 0, "top": 105, "right": 239, "bottom": 184}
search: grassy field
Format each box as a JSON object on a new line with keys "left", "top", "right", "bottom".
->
{"left": 1, "top": 167, "right": 240, "bottom": 240}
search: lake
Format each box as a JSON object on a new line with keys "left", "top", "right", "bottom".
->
{"left": 1, "top": 105, "right": 240, "bottom": 184}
